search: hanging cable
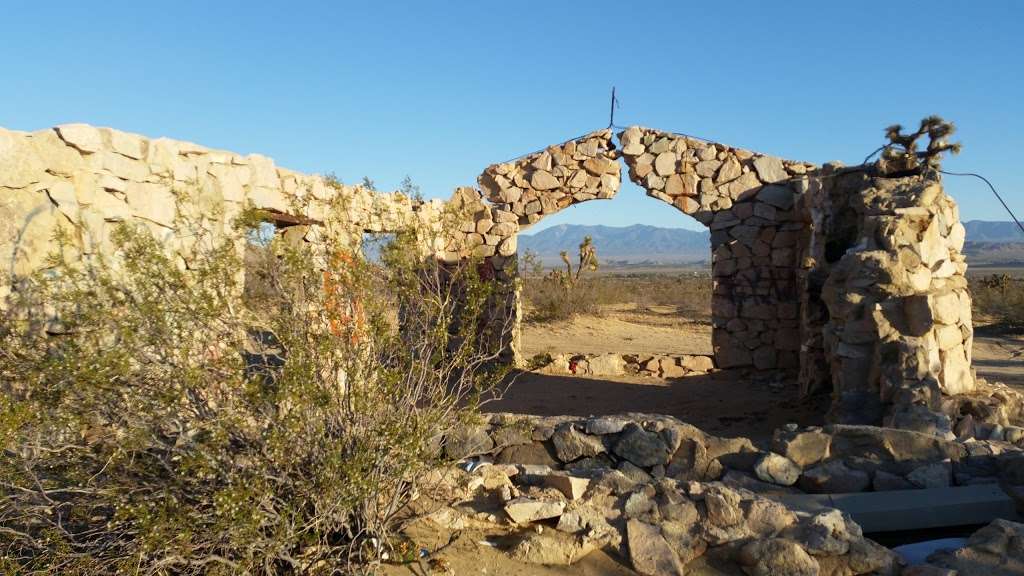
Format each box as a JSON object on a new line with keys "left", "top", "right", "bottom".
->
{"left": 940, "top": 170, "right": 1024, "bottom": 237}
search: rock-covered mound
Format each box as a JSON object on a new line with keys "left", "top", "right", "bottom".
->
{"left": 402, "top": 411, "right": 1024, "bottom": 575}
{"left": 412, "top": 455, "right": 901, "bottom": 574}
{"left": 448, "top": 412, "right": 1024, "bottom": 496}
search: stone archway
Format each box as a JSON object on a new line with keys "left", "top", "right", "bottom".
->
{"left": 471, "top": 127, "right": 816, "bottom": 375}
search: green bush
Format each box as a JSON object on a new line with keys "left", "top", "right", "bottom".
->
{"left": 0, "top": 210, "right": 507, "bottom": 574}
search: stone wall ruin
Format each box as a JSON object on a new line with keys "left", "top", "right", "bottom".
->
{"left": 0, "top": 121, "right": 1005, "bottom": 429}
{"left": 618, "top": 127, "right": 816, "bottom": 373}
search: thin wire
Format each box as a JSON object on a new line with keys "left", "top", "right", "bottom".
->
{"left": 862, "top": 145, "right": 886, "bottom": 165}
{"left": 494, "top": 130, "right": 599, "bottom": 165}
{"left": 940, "top": 170, "right": 1024, "bottom": 237}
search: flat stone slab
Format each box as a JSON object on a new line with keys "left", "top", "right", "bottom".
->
{"left": 772, "top": 484, "right": 1022, "bottom": 533}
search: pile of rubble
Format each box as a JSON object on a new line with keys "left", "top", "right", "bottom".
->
{"left": 415, "top": 412, "right": 1024, "bottom": 573}
{"left": 448, "top": 413, "right": 1024, "bottom": 498}
{"left": 420, "top": 457, "right": 899, "bottom": 574}
{"left": 904, "top": 519, "right": 1024, "bottom": 575}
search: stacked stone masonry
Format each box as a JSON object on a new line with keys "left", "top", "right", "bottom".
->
{"left": 478, "top": 129, "right": 621, "bottom": 230}
{"left": 433, "top": 412, "right": 909, "bottom": 574}
{"left": 619, "top": 126, "right": 816, "bottom": 373}
{"left": 0, "top": 123, "right": 449, "bottom": 296}
{"left": 0, "top": 122, "right": 1013, "bottom": 430}
{"left": 803, "top": 168, "right": 976, "bottom": 431}
{"left": 450, "top": 412, "right": 1024, "bottom": 502}
{"left": 538, "top": 352, "right": 717, "bottom": 379}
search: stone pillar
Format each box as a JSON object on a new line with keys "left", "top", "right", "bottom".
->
{"left": 809, "top": 169, "right": 973, "bottom": 432}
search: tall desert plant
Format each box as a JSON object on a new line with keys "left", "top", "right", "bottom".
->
{"left": 521, "top": 236, "right": 600, "bottom": 322}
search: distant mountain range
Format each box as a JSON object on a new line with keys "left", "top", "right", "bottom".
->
{"left": 519, "top": 221, "right": 1024, "bottom": 266}
{"left": 519, "top": 224, "right": 709, "bottom": 265}
{"left": 963, "top": 221, "right": 1024, "bottom": 243}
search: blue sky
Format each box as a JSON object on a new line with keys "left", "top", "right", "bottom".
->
{"left": 2, "top": 1, "right": 1021, "bottom": 232}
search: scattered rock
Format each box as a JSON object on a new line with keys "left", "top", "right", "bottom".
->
{"left": 618, "top": 461, "right": 653, "bottom": 483}
{"left": 496, "top": 442, "right": 560, "bottom": 467}
{"left": 744, "top": 498, "right": 797, "bottom": 537}
{"left": 624, "top": 487, "right": 658, "bottom": 519}
{"left": 627, "top": 519, "right": 686, "bottom": 576}
{"left": 504, "top": 497, "right": 566, "bottom": 524}
{"left": 737, "top": 538, "right": 819, "bottom": 576}
{"left": 491, "top": 424, "right": 533, "bottom": 449}
{"left": 796, "top": 509, "right": 858, "bottom": 556}
{"left": 872, "top": 470, "right": 915, "bottom": 491}
{"left": 543, "top": 474, "right": 590, "bottom": 501}
{"left": 586, "top": 416, "right": 630, "bottom": 435}
{"left": 798, "top": 460, "right": 871, "bottom": 493}
{"left": 773, "top": 429, "right": 831, "bottom": 468}
{"left": 660, "top": 520, "right": 707, "bottom": 564}
{"left": 703, "top": 485, "right": 744, "bottom": 527}
{"left": 444, "top": 424, "right": 494, "bottom": 459}
{"left": 614, "top": 424, "right": 672, "bottom": 468}
{"left": 921, "top": 519, "right": 1024, "bottom": 576}
{"left": 754, "top": 453, "right": 802, "bottom": 486}
{"left": 907, "top": 460, "right": 951, "bottom": 488}
{"left": 551, "top": 424, "right": 606, "bottom": 463}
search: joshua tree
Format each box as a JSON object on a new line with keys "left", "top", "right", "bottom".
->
{"left": 553, "top": 235, "right": 598, "bottom": 288}
{"left": 877, "top": 115, "right": 961, "bottom": 175}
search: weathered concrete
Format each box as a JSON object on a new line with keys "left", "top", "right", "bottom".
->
{"left": 775, "top": 484, "right": 1022, "bottom": 533}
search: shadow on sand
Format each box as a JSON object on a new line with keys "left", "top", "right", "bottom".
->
{"left": 484, "top": 369, "right": 829, "bottom": 444}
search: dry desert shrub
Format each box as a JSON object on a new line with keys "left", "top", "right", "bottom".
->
{"left": 971, "top": 273, "right": 1024, "bottom": 329}
{"left": 521, "top": 237, "right": 712, "bottom": 324}
{"left": 519, "top": 237, "right": 600, "bottom": 322}
{"left": 0, "top": 204, "right": 509, "bottom": 574}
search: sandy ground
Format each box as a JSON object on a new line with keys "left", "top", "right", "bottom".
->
{"left": 380, "top": 531, "right": 639, "bottom": 576}
{"left": 511, "top": 303, "right": 821, "bottom": 444}
{"left": 509, "top": 306, "right": 1024, "bottom": 444}
{"left": 521, "top": 304, "right": 712, "bottom": 358}
{"left": 972, "top": 321, "right": 1024, "bottom": 391}
{"left": 487, "top": 370, "right": 826, "bottom": 445}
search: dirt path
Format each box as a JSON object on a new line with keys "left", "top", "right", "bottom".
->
{"left": 972, "top": 323, "right": 1024, "bottom": 391}
{"left": 521, "top": 304, "right": 712, "bottom": 358}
